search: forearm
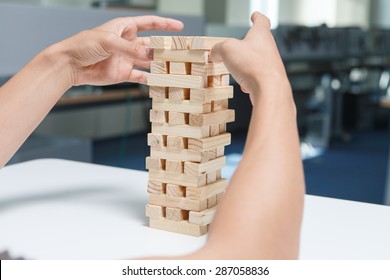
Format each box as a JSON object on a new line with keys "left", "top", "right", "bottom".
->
{"left": 197, "top": 79, "right": 305, "bottom": 259}
{"left": 0, "top": 44, "right": 72, "bottom": 167}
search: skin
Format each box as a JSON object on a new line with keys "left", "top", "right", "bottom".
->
{"left": 0, "top": 12, "right": 305, "bottom": 259}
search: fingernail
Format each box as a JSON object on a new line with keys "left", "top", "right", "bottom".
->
{"left": 146, "top": 48, "right": 153, "bottom": 59}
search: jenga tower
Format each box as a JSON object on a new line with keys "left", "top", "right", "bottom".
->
{"left": 145, "top": 36, "right": 235, "bottom": 236}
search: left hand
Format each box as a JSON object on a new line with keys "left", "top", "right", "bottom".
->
{"left": 52, "top": 16, "right": 183, "bottom": 86}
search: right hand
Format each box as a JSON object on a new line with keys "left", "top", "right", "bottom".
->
{"left": 210, "top": 12, "right": 289, "bottom": 105}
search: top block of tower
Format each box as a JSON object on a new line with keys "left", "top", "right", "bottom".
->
{"left": 150, "top": 36, "right": 228, "bottom": 50}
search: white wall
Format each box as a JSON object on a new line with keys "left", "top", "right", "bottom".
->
{"left": 157, "top": 0, "right": 204, "bottom": 16}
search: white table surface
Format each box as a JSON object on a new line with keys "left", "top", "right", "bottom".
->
{"left": 1, "top": 159, "right": 390, "bottom": 260}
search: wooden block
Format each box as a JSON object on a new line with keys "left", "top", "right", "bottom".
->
{"left": 151, "top": 147, "right": 204, "bottom": 162}
{"left": 189, "top": 206, "right": 217, "bottom": 226}
{"left": 207, "top": 195, "right": 217, "bottom": 208}
{"left": 149, "top": 86, "right": 168, "bottom": 100}
{"left": 190, "top": 109, "right": 235, "bottom": 127}
{"left": 184, "top": 156, "right": 226, "bottom": 175}
{"left": 166, "top": 207, "right": 189, "bottom": 221}
{"left": 216, "top": 147, "right": 225, "bottom": 157}
{"left": 167, "top": 136, "right": 188, "bottom": 150}
{"left": 149, "top": 218, "right": 207, "bottom": 236}
{"left": 150, "top": 36, "right": 173, "bottom": 49}
{"left": 219, "top": 123, "right": 226, "bottom": 133}
{"left": 200, "top": 149, "right": 218, "bottom": 163}
{"left": 150, "top": 110, "right": 168, "bottom": 124}
{"left": 150, "top": 36, "right": 189, "bottom": 49}
{"left": 188, "top": 133, "right": 231, "bottom": 152}
{"left": 207, "top": 171, "right": 217, "bottom": 184}
{"left": 146, "top": 204, "right": 165, "bottom": 218}
{"left": 208, "top": 74, "right": 230, "bottom": 87}
{"left": 216, "top": 169, "right": 222, "bottom": 179}
{"left": 212, "top": 99, "right": 228, "bottom": 112}
{"left": 153, "top": 99, "right": 211, "bottom": 114}
{"left": 189, "top": 36, "right": 228, "bottom": 50}
{"left": 147, "top": 73, "right": 207, "bottom": 89}
{"left": 170, "top": 62, "right": 191, "bottom": 75}
{"left": 168, "top": 88, "right": 190, "bottom": 102}
{"left": 209, "top": 124, "right": 220, "bottom": 137}
{"left": 191, "top": 63, "right": 229, "bottom": 76}
{"left": 147, "top": 133, "right": 167, "bottom": 148}
{"left": 146, "top": 156, "right": 166, "bottom": 171}
{"left": 165, "top": 159, "right": 184, "bottom": 173}
{"left": 147, "top": 181, "right": 166, "bottom": 195}
{"left": 186, "top": 179, "right": 228, "bottom": 200}
{"left": 149, "top": 169, "right": 207, "bottom": 188}
{"left": 153, "top": 49, "right": 210, "bottom": 63}
{"left": 190, "top": 86, "right": 233, "bottom": 103}
{"left": 150, "top": 61, "right": 169, "bottom": 74}
{"left": 216, "top": 192, "right": 225, "bottom": 203}
{"left": 166, "top": 184, "right": 186, "bottom": 197}
{"left": 149, "top": 193, "right": 207, "bottom": 211}
{"left": 152, "top": 123, "right": 210, "bottom": 139}
{"left": 168, "top": 111, "right": 188, "bottom": 125}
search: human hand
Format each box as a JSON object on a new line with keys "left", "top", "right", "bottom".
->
{"left": 51, "top": 16, "right": 183, "bottom": 86}
{"left": 210, "top": 12, "right": 289, "bottom": 104}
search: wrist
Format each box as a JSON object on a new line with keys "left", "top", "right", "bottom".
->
{"left": 38, "top": 42, "right": 74, "bottom": 90}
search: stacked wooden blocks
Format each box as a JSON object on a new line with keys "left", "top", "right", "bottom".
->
{"left": 145, "top": 36, "right": 234, "bottom": 236}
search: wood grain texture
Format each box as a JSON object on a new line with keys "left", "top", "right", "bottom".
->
{"left": 189, "top": 109, "right": 235, "bottom": 127}
{"left": 184, "top": 156, "right": 226, "bottom": 175}
{"left": 165, "top": 159, "right": 184, "bottom": 173}
{"left": 147, "top": 73, "right": 207, "bottom": 88}
{"left": 191, "top": 63, "right": 229, "bottom": 76}
{"left": 149, "top": 169, "right": 207, "bottom": 188}
{"left": 148, "top": 193, "right": 207, "bottom": 211}
{"left": 151, "top": 147, "right": 203, "bottom": 162}
{"left": 189, "top": 36, "right": 228, "bottom": 50}
{"left": 187, "top": 133, "right": 231, "bottom": 152}
{"left": 150, "top": 36, "right": 173, "bottom": 49}
{"left": 208, "top": 74, "right": 230, "bottom": 87}
{"left": 153, "top": 99, "right": 211, "bottom": 114}
{"left": 207, "top": 195, "right": 217, "bottom": 208}
{"left": 153, "top": 49, "right": 210, "bottom": 63}
{"left": 186, "top": 179, "right": 228, "bottom": 200}
{"left": 147, "top": 133, "right": 166, "bottom": 148}
{"left": 168, "top": 88, "right": 190, "bottom": 102}
{"left": 146, "top": 204, "right": 165, "bottom": 218}
{"left": 170, "top": 62, "right": 191, "bottom": 75}
{"left": 145, "top": 156, "right": 165, "bottom": 171}
{"left": 149, "top": 110, "right": 168, "bottom": 124}
{"left": 147, "top": 180, "right": 166, "bottom": 195}
{"left": 149, "top": 86, "right": 168, "bottom": 100}
{"left": 206, "top": 171, "right": 217, "bottom": 184}
{"left": 167, "top": 136, "right": 188, "bottom": 150}
{"left": 152, "top": 123, "right": 210, "bottom": 139}
{"left": 166, "top": 207, "right": 189, "bottom": 221}
{"left": 166, "top": 184, "right": 186, "bottom": 197}
{"left": 149, "top": 218, "right": 208, "bottom": 236}
{"left": 168, "top": 111, "right": 188, "bottom": 125}
{"left": 150, "top": 61, "right": 169, "bottom": 74}
{"left": 212, "top": 99, "right": 228, "bottom": 112}
{"left": 190, "top": 86, "right": 233, "bottom": 103}
{"left": 189, "top": 206, "right": 217, "bottom": 226}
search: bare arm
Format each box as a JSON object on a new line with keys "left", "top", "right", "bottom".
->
{"left": 0, "top": 16, "right": 183, "bottom": 167}
{"left": 187, "top": 12, "right": 305, "bottom": 259}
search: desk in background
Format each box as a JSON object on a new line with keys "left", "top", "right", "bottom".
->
{"left": 1, "top": 159, "right": 390, "bottom": 259}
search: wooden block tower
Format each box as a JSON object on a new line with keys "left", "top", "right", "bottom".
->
{"left": 145, "top": 36, "right": 234, "bottom": 236}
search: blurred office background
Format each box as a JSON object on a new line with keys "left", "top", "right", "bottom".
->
{"left": 2, "top": 0, "right": 390, "bottom": 205}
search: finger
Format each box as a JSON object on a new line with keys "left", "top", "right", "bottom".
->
{"left": 244, "top": 12, "right": 271, "bottom": 41}
{"left": 101, "top": 33, "right": 151, "bottom": 61}
{"left": 128, "top": 68, "right": 148, "bottom": 84}
{"left": 132, "top": 15, "right": 184, "bottom": 32}
{"left": 134, "top": 60, "right": 151, "bottom": 69}
{"left": 251, "top": 11, "right": 271, "bottom": 29}
{"left": 210, "top": 42, "right": 224, "bottom": 63}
